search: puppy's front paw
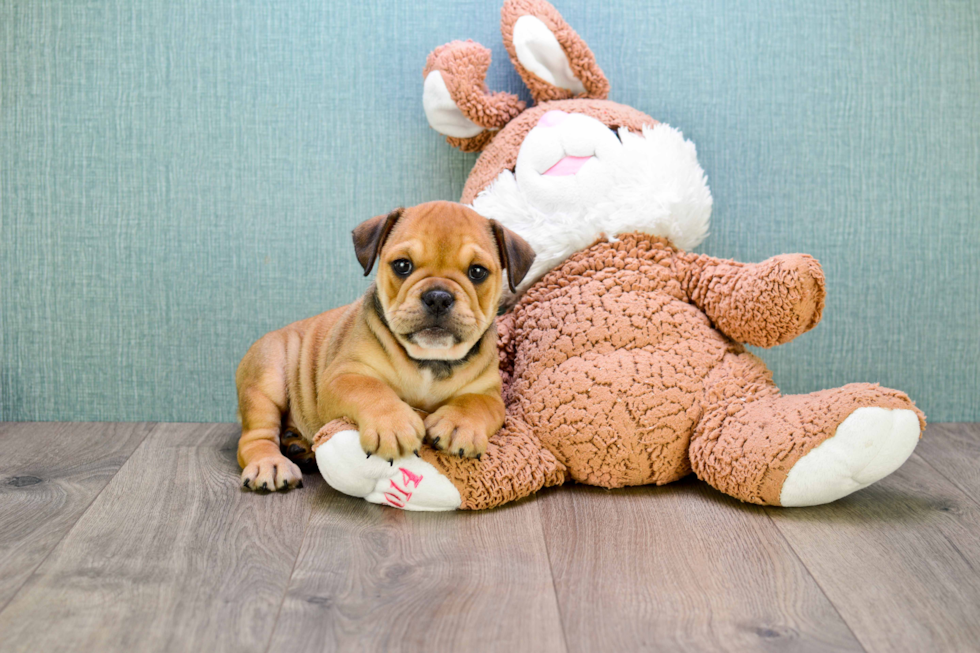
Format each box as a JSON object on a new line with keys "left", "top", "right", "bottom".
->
{"left": 241, "top": 454, "right": 303, "bottom": 491}
{"left": 359, "top": 404, "right": 425, "bottom": 463}
{"left": 424, "top": 406, "right": 490, "bottom": 458}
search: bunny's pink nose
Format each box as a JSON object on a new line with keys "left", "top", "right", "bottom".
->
{"left": 537, "top": 110, "right": 569, "bottom": 128}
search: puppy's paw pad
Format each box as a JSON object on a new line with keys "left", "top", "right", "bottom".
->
{"left": 280, "top": 432, "right": 317, "bottom": 472}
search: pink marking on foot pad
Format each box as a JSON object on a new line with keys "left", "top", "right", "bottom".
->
{"left": 400, "top": 467, "right": 423, "bottom": 488}
{"left": 382, "top": 467, "right": 424, "bottom": 508}
{"left": 543, "top": 155, "right": 593, "bottom": 176}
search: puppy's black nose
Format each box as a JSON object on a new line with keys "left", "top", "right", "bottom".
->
{"left": 422, "top": 289, "right": 455, "bottom": 315}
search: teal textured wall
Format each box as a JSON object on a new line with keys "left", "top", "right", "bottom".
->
{"left": 2, "top": 0, "right": 978, "bottom": 422}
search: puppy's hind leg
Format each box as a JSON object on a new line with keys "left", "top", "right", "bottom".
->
{"left": 236, "top": 336, "right": 303, "bottom": 491}
{"left": 280, "top": 416, "right": 317, "bottom": 472}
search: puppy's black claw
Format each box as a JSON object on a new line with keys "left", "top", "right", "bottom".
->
{"left": 243, "top": 478, "right": 250, "bottom": 488}
{"left": 366, "top": 453, "right": 372, "bottom": 459}
{"left": 413, "top": 449, "right": 420, "bottom": 458}
{"left": 432, "top": 437, "right": 440, "bottom": 447}
{"left": 476, "top": 454, "right": 482, "bottom": 461}
{"left": 458, "top": 448, "right": 465, "bottom": 457}
{"left": 388, "top": 459, "right": 394, "bottom": 466}
{"left": 261, "top": 482, "right": 268, "bottom": 490}
{"left": 297, "top": 479, "right": 303, "bottom": 489}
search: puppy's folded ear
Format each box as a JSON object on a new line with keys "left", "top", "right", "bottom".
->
{"left": 353, "top": 208, "right": 403, "bottom": 275}
{"left": 490, "top": 220, "right": 536, "bottom": 293}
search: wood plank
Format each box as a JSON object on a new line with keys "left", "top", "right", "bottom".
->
{"left": 767, "top": 453, "right": 980, "bottom": 652}
{"left": 0, "top": 422, "right": 152, "bottom": 610}
{"left": 539, "top": 479, "right": 862, "bottom": 653}
{"left": 268, "top": 493, "right": 567, "bottom": 653}
{"left": 0, "top": 423, "right": 316, "bottom": 653}
{"left": 915, "top": 423, "right": 980, "bottom": 504}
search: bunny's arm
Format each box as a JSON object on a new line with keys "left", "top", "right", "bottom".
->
{"left": 680, "top": 252, "right": 826, "bottom": 348}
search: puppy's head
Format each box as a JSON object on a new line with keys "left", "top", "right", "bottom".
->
{"left": 353, "top": 200, "right": 534, "bottom": 361}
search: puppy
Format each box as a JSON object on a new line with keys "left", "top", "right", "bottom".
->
{"left": 235, "top": 201, "right": 535, "bottom": 491}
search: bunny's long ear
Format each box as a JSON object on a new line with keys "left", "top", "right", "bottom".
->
{"left": 501, "top": 0, "right": 609, "bottom": 103}
{"left": 423, "top": 41, "right": 526, "bottom": 153}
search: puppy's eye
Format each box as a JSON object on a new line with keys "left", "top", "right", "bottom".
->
{"left": 468, "top": 265, "right": 489, "bottom": 283}
{"left": 391, "top": 259, "right": 413, "bottom": 277}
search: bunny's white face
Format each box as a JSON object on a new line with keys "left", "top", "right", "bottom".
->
{"left": 515, "top": 111, "right": 624, "bottom": 215}
{"left": 473, "top": 118, "right": 712, "bottom": 296}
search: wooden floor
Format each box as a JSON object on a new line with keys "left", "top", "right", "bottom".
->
{"left": 0, "top": 423, "right": 978, "bottom": 652}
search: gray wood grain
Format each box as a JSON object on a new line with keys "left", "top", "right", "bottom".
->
{"left": 767, "top": 453, "right": 980, "bottom": 652}
{"left": 267, "top": 492, "right": 567, "bottom": 653}
{"left": 0, "top": 422, "right": 316, "bottom": 653}
{"left": 538, "top": 479, "right": 863, "bottom": 653}
{"left": 3, "top": 421, "right": 979, "bottom": 652}
{"left": 0, "top": 422, "right": 153, "bottom": 611}
{"left": 915, "top": 423, "right": 980, "bottom": 505}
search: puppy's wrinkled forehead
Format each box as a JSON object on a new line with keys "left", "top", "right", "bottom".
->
{"left": 384, "top": 201, "right": 494, "bottom": 265}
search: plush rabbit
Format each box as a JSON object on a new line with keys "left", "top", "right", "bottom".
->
{"left": 311, "top": 0, "right": 924, "bottom": 511}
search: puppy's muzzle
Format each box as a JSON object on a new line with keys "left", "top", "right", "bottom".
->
{"left": 422, "top": 289, "right": 455, "bottom": 316}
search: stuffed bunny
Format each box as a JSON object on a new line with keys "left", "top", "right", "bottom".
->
{"left": 311, "top": 0, "right": 924, "bottom": 511}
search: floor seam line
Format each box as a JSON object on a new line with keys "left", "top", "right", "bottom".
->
{"left": 0, "top": 421, "right": 158, "bottom": 618}
{"left": 762, "top": 506, "right": 870, "bottom": 653}
{"left": 536, "top": 496, "right": 572, "bottom": 653}
{"left": 262, "top": 487, "right": 316, "bottom": 653}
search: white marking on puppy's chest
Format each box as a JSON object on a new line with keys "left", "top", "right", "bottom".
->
{"left": 404, "top": 368, "right": 443, "bottom": 411}
{"left": 416, "top": 368, "right": 436, "bottom": 397}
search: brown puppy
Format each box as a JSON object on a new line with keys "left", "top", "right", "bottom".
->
{"left": 235, "top": 201, "right": 535, "bottom": 491}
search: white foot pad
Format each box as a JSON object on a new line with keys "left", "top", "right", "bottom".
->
{"left": 780, "top": 407, "right": 921, "bottom": 507}
{"left": 315, "top": 430, "right": 462, "bottom": 511}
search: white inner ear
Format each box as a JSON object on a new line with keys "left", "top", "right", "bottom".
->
{"left": 422, "top": 71, "right": 485, "bottom": 139}
{"left": 512, "top": 15, "right": 586, "bottom": 95}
